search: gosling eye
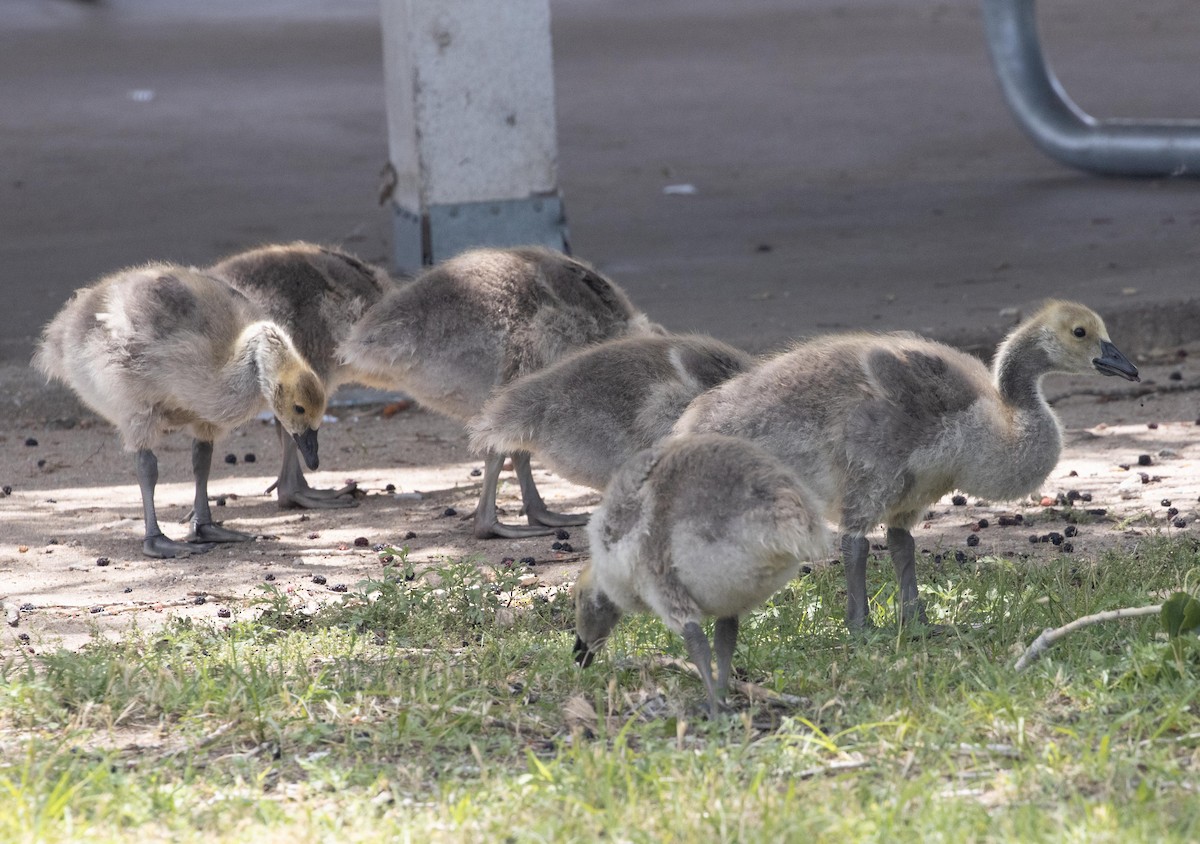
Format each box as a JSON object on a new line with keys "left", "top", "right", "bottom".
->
{"left": 293, "top": 404, "right": 305, "bottom": 415}
{"left": 1072, "top": 327, "right": 1087, "bottom": 338}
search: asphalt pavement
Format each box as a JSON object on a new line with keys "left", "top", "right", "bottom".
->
{"left": 3, "top": 0, "right": 1199, "bottom": 368}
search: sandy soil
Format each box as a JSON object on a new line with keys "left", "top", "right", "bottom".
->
{"left": 2, "top": 352, "right": 1199, "bottom": 653}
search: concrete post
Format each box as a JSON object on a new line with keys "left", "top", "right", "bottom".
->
{"left": 379, "top": 0, "right": 569, "bottom": 272}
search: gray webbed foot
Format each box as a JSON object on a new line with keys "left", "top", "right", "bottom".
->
{"left": 143, "top": 533, "right": 216, "bottom": 559}
{"left": 188, "top": 522, "right": 255, "bottom": 544}
{"left": 525, "top": 505, "right": 589, "bottom": 528}
{"left": 473, "top": 517, "right": 561, "bottom": 540}
{"left": 273, "top": 480, "right": 360, "bottom": 510}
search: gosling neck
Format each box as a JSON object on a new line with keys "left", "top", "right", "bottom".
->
{"left": 237, "top": 321, "right": 296, "bottom": 400}
{"left": 992, "top": 323, "right": 1055, "bottom": 412}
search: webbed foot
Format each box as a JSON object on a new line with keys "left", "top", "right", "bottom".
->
{"left": 188, "top": 522, "right": 255, "bottom": 544}
{"left": 143, "top": 533, "right": 217, "bottom": 559}
{"left": 526, "top": 506, "right": 589, "bottom": 528}
{"left": 275, "top": 481, "right": 360, "bottom": 510}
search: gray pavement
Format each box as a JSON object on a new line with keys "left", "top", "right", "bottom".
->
{"left": 3, "top": 0, "right": 1200, "bottom": 369}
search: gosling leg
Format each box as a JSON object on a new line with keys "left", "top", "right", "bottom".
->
{"left": 713, "top": 616, "right": 739, "bottom": 703}
{"left": 682, "top": 620, "right": 721, "bottom": 719}
{"left": 472, "top": 452, "right": 559, "bottom": 539}
{"left": 842, "top": 533, "right": 872, "bottom": 632}
{"left": 187, "top": 439, "right": 255, "bottom": 544}
{"left": 137, "top": 448, "right": 215, "bottom": 559}
{"left": 267, "top": 418, "right": 358, "bottom": 510}
{"left": 887, "top": 527, "right": 928, "bottom": 626}
{"left": 512, "top": 451, "right": 588, "bottom": 528}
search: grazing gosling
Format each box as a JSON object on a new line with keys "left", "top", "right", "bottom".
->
{"left": 340, "top": 246, "right": 659, "bottom": 538}
{"left": 575, "top": 434, "right": 831, "bottom": 717}
{"left": 469, "top": 333, "right": 752, "bottom": 492}
{"left": 674, "top": 300, "right": 1139, "bottom": 631}
{"left": 33, "top": 264, "right": 327, "bottom": 558}
{"left": 209, "top": 242, "right": 395, "bottom": 509}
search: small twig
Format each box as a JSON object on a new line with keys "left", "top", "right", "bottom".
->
{"left": 650, "top": 655, "right": 806, "bottom": 707}
{"left": 1014, "top": 604, "right": 1162, "bottom": 671}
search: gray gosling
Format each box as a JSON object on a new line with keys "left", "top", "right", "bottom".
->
{"left": 673, "top": 300, "right": 1139, "bottom": 631}
{"left": 575, "top": 434, "right": 831, "bottom": 717}
{"left": 33, "top": 264, "right": 327, "bottom": 559}
{"left": 339, "top": 246, "right": 658, "bottom": 539}
{"left": 209, "top": 242, "right": 395, "bottom": 510}
{"left": 468, "top": 333, "right": 752, "bottom": 492}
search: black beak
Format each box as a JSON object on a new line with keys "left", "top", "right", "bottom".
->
{"left": 1092, "top": 340, "right": 1140, "bottom": 382}
{"left": 573, "top": 633, "right": 594, "bottom": 668}
{"left": 293, "top": 428, "right": 320, "bottom": 470}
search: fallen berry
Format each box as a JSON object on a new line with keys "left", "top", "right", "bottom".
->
{"left": 24, "top": 437, "right": 38, "bottom": 447}
{"left": 556, "top": 529, "right": 570, "bottom": 540}
{"left": 224, "top": 453, "right": 237, "bottom": 465}
{"left": 966, "top": 534, "right": 980, "bottom": 547}
{"left": 385, "top": 483, "right": 396, "bottom": 492}
{"left": 951, "top": 495, "right": 967, "bottom": 506}
{"left": 977, "top": 518, "right": 989, "bottom": 529}
{"left": 354, "top": 536, "right": 370, "bottom": 547}
{"left": 89, "top": 606, "right": 103, "bottom": 614}
{"left": 1162, "top": 499, "right": 1173, "bottom": 507}
{"left": 1170, "top": 371, "right": 1183, "bottom": 381}
{"left": 1168, "top": 507, "right": 1179, "bottom": 519}
{"left": 1062, "top": 542, "right": 1074, "bottom": 553}
{"left": 404, "top": 531, "right": 417, "bottom": 540}
{"left": 1137, "top": 454, "right": 1152, "bottom": 466}
{"left": 95, "top": 557, "right": 110, "bottom": 567}
{"left": 443, "top": 507, "right": 457, "bottom": 517}
{"left": 470, "top": 468, "right": 482, "bottom": 477}
{"left": 1064, "top": 525, "right": 1078, "bottom": 538}
{"left": 560, "top": 542, "right": 574, "bottom": 553}
{"left": 1, "top": 486, "right": 10, "bottom": 496}
{"left": 312, "top": 574, "right": 327, "bottom": 585}
{"left": 331, "top": 584, "right": 348, "bottom": 592}
{"left": 551, "top": 541, "right": 562, "bottom": 551}
{"left": 1174, "top": 518, "right": 1188, "bottom": 528}
{"left": 520, "top": 556, "right": 536, "bottom": 566}
{"left": 1147, "top": 422, "right": 1159, "bottom": 430}
{"left": 193, "top": 595, "right": 206, "bottom": 605}
{"left": 217, "top": 607, "right": 232, "bottom": 618}
{"left": 123, "top": 587, "right": 132, "bottom": 594}
{"left": 264, "top": 573, "right": 276, "bottom": 581}
{"left": 244, "top": 453, "right": 256, "bottom": 463}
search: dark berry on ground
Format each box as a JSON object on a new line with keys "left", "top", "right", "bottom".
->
{"left": 520, "top": 556, "right": 536, "bottom": 566}
{"left": 353, "top": 536, "right": 369, "bottom": 547}
{"left": 385, "top": 483, "right": 396, "bottom": 492}
{"left": 1162, "top": 499, "right": 1172, "bottom": 507}
{"left": 217, "top": 607, "right": 232, "bottom": 618}
{"left": 1064, "top": 525, "right": 1078, "bottom": 537}
{"left": 470, "top": 468, "right": 482, "bottom": 477}
{"left": 1174, "top": 518, "right": 1188, "bottom": 528}
{"left": 1063, "top": 543, "right": 1074, "bottom": 553}
{"left": 224, "top": 454, "right": 237, "bottom": 464}
{"left": 312, "top": 574, "right": 327, "bottom": 585}
{"left": 331, "top": 584, "right": 348, "bottom": 592}
{"left": 977, "top": 518, "right": 989, "bottom": 529}
{"left": 193, "top": 595, "right": 206, "bottom": 605}
{"left": 966, "top": 534, "right": 980, "bottom": 547}
{"left": 1168, "top": 508, "right": 1179, "bottom": 519}
{"left": 551, "top": 541, "right": 562, "bottom": 551}
{"left": 951, "top": 495, "right": 967, "bottom": 506}
{"left": 265, "top": 573, "right": 275, "bottom": 581}
{"left": 404, "top": 531, "right": 417, "bottom": 540}
{"left": 560, "top": 542, "right": 574, "bottom": 553}
{"left": 556, "top": 529, "right": 570, "bottom": 540}
{"left": 443, "top": 507, "right": 457, "bottom": 517}
{"left": 95, "top": 557, "right": 110, "bottom": 567}
{"left": 1138, "top": 454, "right": 1152, "bottom": 466}
{"left": 244, "top": 453, "right": 256, "bottom": 463}
{"left": 24, "top": 437, "right": 38, "bottom": 447}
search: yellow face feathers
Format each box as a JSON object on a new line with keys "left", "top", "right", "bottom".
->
{"left": 272, "top": 363, "right": 327, "bottom": 436}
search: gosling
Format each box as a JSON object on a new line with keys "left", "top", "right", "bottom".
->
{"left": 33, "top": 264, "right": 327, "bottom": 558}
{"left": 209, "top": 242, "right": 395, "bottom": 509}
{"left": 674, "top": 300, "right": 1139, "bottom": 631}
{"left": 574, "top": 433, "right": 831, "bottom": 717}
{"left": 469, "top": 333, "right": 752, "bottom": 491}
{"left": 340, "top": 246, "right": 658, "bottom": 538}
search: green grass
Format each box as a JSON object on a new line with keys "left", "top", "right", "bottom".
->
{"left": 3, "top": 540, "right": 1200, "bottom": 842}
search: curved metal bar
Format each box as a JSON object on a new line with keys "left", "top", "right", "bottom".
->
{"left": 981, "top": 0, "right": 1200, "bottom": 176}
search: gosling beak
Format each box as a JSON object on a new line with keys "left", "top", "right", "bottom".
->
{"left": 293, "top": 428, "right": 320, "bottom": 470}
{"left": 1092, "top": 340, "right": 1140, "bottom": 382}
{"left": 573, "top": 634, "right": 595, "bottom": 668}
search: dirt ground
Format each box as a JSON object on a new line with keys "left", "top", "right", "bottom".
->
{"left": 2, "top": 350, "right": 1199, "bottom": 654}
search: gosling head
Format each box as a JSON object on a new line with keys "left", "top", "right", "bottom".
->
{"left": 1034, "top": 301, "right": 1139, "bottom": 382}
{"left": 272, "top": 364, "right": 327, "bottom": 470}
{"left": 572, "top": 564, "right": 622, "bottom": 669}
